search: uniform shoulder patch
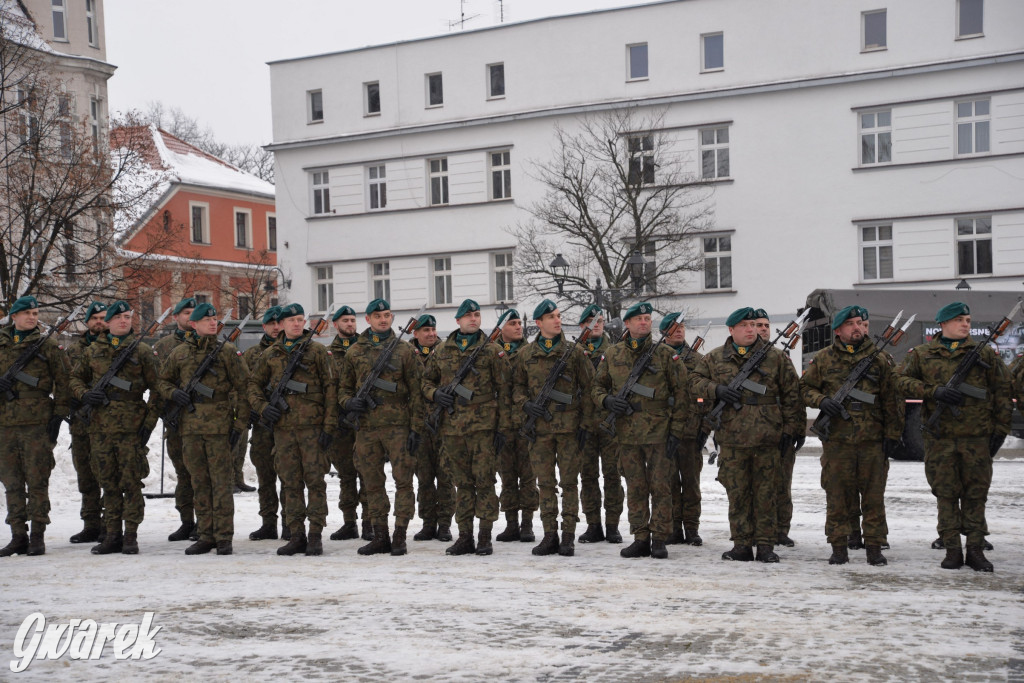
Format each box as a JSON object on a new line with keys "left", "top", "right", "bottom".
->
{"left": 671, "top": 354, "right": 679, "bottom": 361}
{"left": 497, "top": 350, "right": 505, "bottom": 357}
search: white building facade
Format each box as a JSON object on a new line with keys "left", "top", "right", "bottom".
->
{"left": 268, "top": 0, "right": 1024, "bottom": 338}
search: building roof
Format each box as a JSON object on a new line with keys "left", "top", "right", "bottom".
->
{"left": 0, "top": 0, "right": 53, "bottom": 53}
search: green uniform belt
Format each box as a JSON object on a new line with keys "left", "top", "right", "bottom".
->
{"left": 742, "top": 395, "right": 780, "bottom": 406}
{"left": 372, "top": 392, "right": 409, "bottom": 406}
{"left": 107, "top": 391, "right": 145, "bottom": 402}
{"left": 458, "top": 392, "right": 496, "bottom": 407}
{"left": 637, "top": 399, "right": 672, "bottom": 411}
{"left": 11, "top": 389, "right": 51, "bottom": 399}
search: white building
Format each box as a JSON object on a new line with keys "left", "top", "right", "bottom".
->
{"left": 268, "top": 0, "right": 1024, "bottom": 339}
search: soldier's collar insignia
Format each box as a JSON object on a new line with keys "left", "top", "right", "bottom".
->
{"left": 504, "top": 342, "right": 511, "bottom": 351}
{"left": 630, "top": 339, "right": 638, "bottom": 349}
{"left": 587, "top": 342, "right": 594, "bottom": 352}
{"left": 284, "top": 339, "right": 295, "bottom": 349}
{"left": 111, "top": 337, "right": 120, "bottom": 347}
{"left": 846, "top": 344, "right": 855, "bottom": 353}
{"left": 950, "top": 341, "right": 959, "bottom": 350}
{"left": 421, "top": 346, "right": 430, "bottom": 355}
{"left": 545, "top": 338, "right": 553, "bottom": 348}
{"left": 372, "top": 334, "right": 380, "bottom": 343}
{"left": 12, "top": 333, "right": 20, "bottom": 343}
{"left": 460, "top": 338, "right": 468, "bottom": 348}
{"left": 342, "top": 339, "right": 350, "bottom": 347}
{"left": 735, "top": 344, "right": 748, "bottom": 355}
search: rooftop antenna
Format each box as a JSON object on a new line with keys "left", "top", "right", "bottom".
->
{"left": 496, "top": 0, "right": 506, "bottom": 23}
{"left": 449, "top": 0, "right": 480, "bottom": 31}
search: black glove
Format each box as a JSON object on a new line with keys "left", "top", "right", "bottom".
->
{"left": 318, "top": 430, "right": 333, "bottom": 450}
{"left": 523, "top": 400, "right": 546, "bottom": 419}
{"left": 794, "top": 434, "right": 806, "bottom": 453}
{"left": 779, "top": 433, "right": 793, "bottom": 454}
{"left": 989, "top": 433, "right": 1007, "bottom": 457}
{"left": 576, "top": 428, "right": 589, "bottom": 451}
{"left": 70, "top": 396, "right": 82, "bottom": 412}
{"left": 493, "top": 431, "right": 508, "bottom": 452}
{"left": 46, "top": 415, "right": 62, "bottom": 443}
{"left": 602, "top": 395, "right": 630, "bottom": 415}
{"left": 82, "top": 389, "right": 106, "bottom": 406}
{"left": 715, "top": 384, "right": 742, "bottom": 404}
{"left": 0, "top": 375, "right": 13, "bottom": 394}
{"left": 407, "top": 430, "right": 421, "bottom": 454}
{"left": 883, "top": 438, "right": 901, "bottom": 459}
{"left": 697, "top": 431, "right": 709, "bottom": 450}
{"left": 933, "top": 386, "right": 964, "bottom": 405}
{"left": 666, "top": 434, "right": 682, "bottom": 457}
{"left": 345, "top": 397, "right": 368, "bottom": 414}
{"left": 228, "top": 428, "right": 242, "bottom": 449}
{"left": 137, "top": 424, "right": 153, "bottom": 447}
{"left": 433, "top": 388, "right": 455, "bottom": 409}
{"left": 170, "top": 389, "right": 192, "bottom": 407}
{"left": 261, "top": 403, "right": 282, "bottom": 424}
{"left": 818, "top": 397, "right": 843, "bottom": 418}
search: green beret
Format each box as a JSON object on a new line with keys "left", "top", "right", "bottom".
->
{"left": 84, "top": 301, "right": 108, "bottom": 321}
{"left": 9, "top": 296, "right": 39, "bottom": 315}
{"left": 173, "top": 297, "right": 197, "bottom": 315}
{"left": 753, "top": 308, "right": 769, "bottom": 320}
{"left": 726, "top": 307, "right": 757, "bottom": 327}
{"left": 189, "top": 302, "right": 217, "bottom": 322}
{"left": 278, "top": 303, "right": 304, "bottom": 320}
{"left": 936, "top": 302, "right": 969, "bottom": 323}
{"left": 365, "top": 298, "right": 390, "bottom": 315}
{"left": 416, "top": 314, "right": 437, "bottom": 329}
{"left": 532, "top": 299, "right": 557, "bottom": 321}
{"left": 455, "top": 299, "right": 480, "bottom": 319}
{"left": 332, "top": 305, "right": 356, "bottom": 321}
{"left": 659, "top": 312, "right": 682, "bottom": 332}
{"left": 497, "top": 309, "right": 520, "bottom": 326}
{"left": 831, "top": 305, "right": 869, "bottom": 330}
{"left": 104, "top": 300, "right": 131, "bottom": 321}
{"left": 262, "top": 306, "right": 282, "bottom": 325}
{"left": 578, "top": 304, "right": 602, "bottom": 325}
{"left": 623, "top": 301, "right": 653, "bottom": 321}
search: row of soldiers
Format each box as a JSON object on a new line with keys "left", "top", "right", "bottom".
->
{"left": 0, "top": 293, "right": 1014, "bottom": 572}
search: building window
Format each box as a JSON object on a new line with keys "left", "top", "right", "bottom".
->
{"left": 429, "top": 158, "right": 449, "bottom": 206}
{"left": 312, "top": 171, "right": 331, "bottom": 214}
{"left": 237, "top": 295, "right": 252, "bottom": 320}
{"left": 703, "top": 235, "right": 732, "bottom": 290}
{"left": 90, "top": 97, "right": 99, "bottom": 147}
{"left": 433, "top": 257, "right": 453, "bottom": 305}
{"left": 371, "top": 261, "right": 390, "bottom": 300}
{"left": 267, "top": 214, "right": 277, "bottom": 251}
{"left": 490, "top": 151, "right": 511, "bottom": 200}
{"left": 700, "top": 127, "right": 730, "bottom": 180}
{"left": 494, "top": 252, "right": 514, "bottom": 302}
{"left": 365, "top": 82, "right": 380, "bottom": 115}
{"left": 488, "top": 63, "right": 505, "bottom": 98}
{"left": 957, "top": 0, "right": 983, "bottom": 38}
{"left": 860, "top": 110, "right": 892, "bottom": 165}
{"left": 956, "top": 216, "right": 992, "bottom": 276}
{"left": 194, "top": 293, "right": 211, "bottom": 305}
{"left": 315, "top": 266, "right": 334, "bottom": 313}
{"left": 235, "top": 210, "right": 252, "bottom": 249}
{"left": 368, "top": 165, "right": 387, "bottom": 210}
{"left": 189, "top": 203, "right": 210, "bottom": 244}
{"left": 17, "top": 89, "right": 37, "bottom": 148}
{"left": 862, "top": 10, "right": 887, "bottom": 51}
{"left": 308, "top": 89, "right": 323, "bottom": 123}
{"left": 628, "top": 43, "right": 649, "bottom": 80}
{"left": 956, "top": 99, "right": 990, "bottom": 156}
{"left": 860, "top": 225, "right": 893, "bottom": 280}
{"left": 628, "top": 135, "right": 655, "bottom": 185}
{"left": 51, "top": 0, "right": 67, "bottom": 41}
{"left": 702, "top": 33, "right": 724, "bottom": 71}
{"left": 426, "top": 73, "right": 443, "bottom": 107}
{"left": 86, "top": 0, "right": 98, "bottom": 47}
{"left": 61, "top": 221, "right": 75, "bottom": 282}
{"left": 59, "top": 121, "right": 71, "bottom": 159}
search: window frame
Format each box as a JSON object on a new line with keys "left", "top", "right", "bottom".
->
{"left": 699, "top": 126, "right": 730, "bottom": 180}
{"left": 701, "top": 32, "right": 724, "bottom": 72}
{"left": 188, "top": 201, "right": 210, "bottom": 245}
{"left": 859, "top": 109, "right": 892, "bottom": 166}
{"left": 859, "top": 224, "right": 894, "bottom": 281}
{"left": 193, "top": 292, "right": 212, "bottom": 306}
{"left": 428, "top": 157, "right": 449, "bottom": 206}
{"left": 955, "top": 98, "right": 990, "bottom": 157}
{"left": 487, "top": 63, "right": 505, "bottom": 99}
{"left": 426, "top": 72, "right": 444, "bottom": 108}
{"left": 364, "top": 81, "right": 381, "bottom": 116}
{"left": 489, "top": 150, "right": 512, "bottom": 200}
{"left": 311, "top": 170, "right": 331, "bottom": 215}
{"left": 236, "top": 294, "right": 253, "bottom": 320}
{"left": 315, "top": 266, "right": 334, "bottom": 314}
{"left": 702, "top": 234, "right": 733, "bottom": 291}
{"left": 307, "top": 89, "right": 324, "bottom": 124}
{"left": 86, "top": 0, "right": 98, "bottom": 47}
{"left": 861, "top": 9, "right": 887, "bottom": 52}
{"left": 627, "top": 43, "right": 649, "bottom": 81}
{"left": 89, "top": 97, "right": 100, "bottom": 147}
{"left": 234, "top": 208, "right": 253, "bottom": 250}
{"left": 370, "top": 261, "right": 391, "bottom": 301}
{"left": 266, "top": 213, "right": 277, "bottom": 252}
{"left": 627, "top": 135, "right": 655, "bottom": 186}
{"left": 493, "top": 251, "right": 514, "bottom": 303}
{"left": 51, "top": 0, "right": 67, "bottom": 42}
{"left": 367, "top": 164, "right": 387, "bottom": 211}
{"left": 956, "top": 0, "right": 984, "bottom": 39}
{"left": 432, "top": 256, "right": 454, "bottom": 306}
{"left": 955, "top": 216, "right": 993, "bottom": 277}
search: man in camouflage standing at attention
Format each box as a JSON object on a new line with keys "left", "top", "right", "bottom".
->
{"left": 577, "top": 304, "right": 623, "bottom": 545}
{"left": 691, "top": 307, "right": 803, "bottom": 563}
{"left": 422, "top": 299, "right": 510, "bottom": 556}
{"left": 0, "top": 296, "right": 71, "bottom": 557}
{"left": 71, "top": 301, "right": 161, "bottom": 555}
{"left": 153, "top": 296, "right": 198, "bottom": 543}
{"left": 248, "top": 303, "right": 337, "bottom": 556}
{"left": 159, "top": 303, "right": 249, "bottom": 556}
{"left": 801, "top": 306, "right": 903, "bottom": 566}
{"left": 593, "top": 302, "right": 689, "bottom": 560}
{"left": 338, "top": 299, "right": 424, "bottom": 556}
{"left": 896, "top": 302, "right": 1011, "bottom": 572}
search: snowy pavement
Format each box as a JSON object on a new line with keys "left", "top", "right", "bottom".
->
{"left": 1, "top": 431, "right": 1023, "bottom": 681}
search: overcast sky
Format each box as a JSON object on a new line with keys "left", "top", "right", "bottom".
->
{"left": 105, "top": 0, "right": 640, "bottom": 146}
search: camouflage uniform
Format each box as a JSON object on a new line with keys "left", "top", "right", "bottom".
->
{"left": 153, "top": 330, "right": 194, "bottom": 527}
{"left": 776, "top": 352, "right": 805, "bottom": 540}
{"left": 579, "top": 334, "right": 624, "bottom": 532}
{"left": 410, "top": 339, "right": 454, "bottom": 532}
{"left": 593, "top": 336, "right": 689, "bottom": 542}
{"left": 243, "top": 335, "right": 284, "bottom": 530}
{"left": 691, "top": 336, "right": 803, "bottom": 548}
{"left": 329, "top": 333, "right": 368, "bottom": 526}
{"left": 496, "top": 339, "right": 538, "bottom": 529}
{"left": 158, "top": 334, "right": 249, "bottom": 544}
{"left": 669, "top": 340, "right": 705, "bottom": 539}
{"left": 66, "top": 333, "right": 104, "bottom": 534}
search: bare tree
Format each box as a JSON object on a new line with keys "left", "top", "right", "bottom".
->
{"left": 509, "top": 107, "right": 714, "bottom": 318}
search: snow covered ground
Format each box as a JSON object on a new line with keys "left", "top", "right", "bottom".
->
{"left": 1, "top": 426, "right": 1023, "bottom": 681}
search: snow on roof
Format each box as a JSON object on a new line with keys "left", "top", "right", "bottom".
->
{"left": 0, "top": 0, "right": 54, "bottom": 54}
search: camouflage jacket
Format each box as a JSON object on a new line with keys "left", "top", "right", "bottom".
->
{"left": 408, "top": 339, "right": 436, "bottom": 365}
{"left": 512, "top": 332, "right": 594, "bottom": 435}
{"left": 157, "top": 334, "right": 249, "bottom": 435}
{"left": 66, "top": 334, "right": 98, "bottom": 435}
{"left": 592, "top": 335, "right": 689, "bottom": 445}
{"left": 247, "top": 331, "right": 338, "bottom": 432}
{"left": 69, "top": 332, "right": 160, "bottom": 434}
{"left": 152, "top": 328, "right": 191, "bottom": 366}
{"left": 337, "top": 329, "right": 424, "bottom": 431}
{"left": 670, "top": 341, "right": 705, "bottom": 439}
{"left": 1010, "top": 354, "right": 1024, "bottom": 406}
{"left": 0, "top": 324, "right": 71, "bottom": 427}
{"left": 242, "top": 334, "right": 276, "bottom": 378}
{"left": 582, "top": 333, "right": 614, "bottom": 371}
{"left": 895, "top": 337, "right": 1012, "bottom": 438}
{"left": 800, "top": 337, "right": 904, "bottom": 443}
{"left": 691, "top": 336, "right": 803, "bottom": 447}
{"left": 421, "top": 331, "right": 510, "bottom": 436}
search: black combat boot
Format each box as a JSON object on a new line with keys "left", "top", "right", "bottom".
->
{"left": 848, "top": 529, "right": 865, "bottom": 550}
{"left": 866, "top": 545, "right": 887, "bottom": 566}
{"left": 249, "top": 522, "right": 278, "bottom": 541}
{"left": 777, "top": 532, "right": 795, "bottom": 548}
{"left": 186, "top": 540, "right": 216, "bottom": 555}
{"left": 930, "top": 536, "right": 944, "bottom": 550}
{"left": 331, "top": 521, "right": 359, "bottom": 541}
{"left": 577, "top": 523, "right": 605, "bottom": 544}
{"left": 122, "top": 532, "right": 139, "bottom": 555}
{"left": 941, "top": 546, "right": 964, "bottom": 569}
{"left": 189, "top": 527, "right": 199, "bottom": 542}
{"left": 532, "top": 532, "right": 560, "bottom": 556}
{"left": 651, "top": 539, "right": 668, "bottom": 559}
{"left": 168, "top": 520, "right": 195, "bottom": 542}
{"left": 27, "top": 527, "right": 45, "bottom": 556}
{"left": 620, "top": 537, "right": 652, "bottom": 558}
{"left": 666, "top": 523, "right": 686, "bottom": 545}
{"left": 216, "top": 541, "right": 233, "bottom": 556}
{"left": 983, "top": 539, "right": 994, "bottom": 551}
{"left": 519, "top": 512, "right": 536, "bottom": 543}
{"left": 357, "top": 525, "right": 391, "bottom": 556}
{"left": 684, "top": 528, "right": 702, "bottom": 546}
{"left": 446, "top": 532, "right": 476, "bottom": 556}
{"left": 495, "top": 512, "right": 520, "bottom": 542}
{"left": 605, "top": 519, "right": 622, "bottom": 544}
{"left": 965, "top": 545, "right": 993, "bottom": 572}
{"left": 1, "top": 532, "right": 29, "bottom": 557}
{"left": 558, "top": 531, "right": 575, "bottom": 557}
{"left": 828, "top": 544, "right": 849, "bottom": 565}
{"left": 436, "top": 521, "right": 453, "bottom": 542}
{"left": 282, "top": 521, "right": 292, "bottom": 541}
{"left": 70, "top": 524, "right": 102, "bottom": 544}
{"left": 413, "top": 520, "right": 437, "bottom": 542}
{"left": 278, "top": 532, "right": 308, "bottom": 556}
{"left": 235, "top": 480, "right": 256, "bottom": 493}
{"left": 91, "top": 526, "right": 122, "bottom": 555}
{"left": 360, "top": 519, "right": 373, "bottom": 541}
{"left": 721, "top": 544, "right": 754, "bottom": 561}
{"left": 391, "top": 526, "right": 408, "bottom": 556}
{"left": 756, "top": 544, "right": 779, "bottom": 563}
{"left": 306, "top": 533, "right": 323, "bottom": 556}
{"left": 475, "top": 528, "right": 493, "bottom": 556}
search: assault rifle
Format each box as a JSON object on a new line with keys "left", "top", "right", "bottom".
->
{"left": 163, "top": 311, "right": 251, "bottom": 431}
{"left": 922, "top": 299, "right": 1022, "bottom": 437}
{"left": 810, "top": 311, "right": 915, "bottom": 441}
{"left": 77, "top": 307, "right": 172, "bottom": 426}
{"left": 519, "top": 324, "right": 595, "bottom": 443}
{"left": 678, "top": 321, "right": 712, "bottom": 364}
{"left": 260, "top": 315, "right": 330, "bottom": 432}
{"left": 339, "top": 305, "right": 426, "bottom": 431}
{"left": 1, "top": 304, "right": 82, "bottom": 401}
{"left": 426, "top": 322, "right": 503, "bottom": 434}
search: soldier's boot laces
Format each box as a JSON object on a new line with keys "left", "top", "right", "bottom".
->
{"left": 413, "top": 520, "right": 437, "bottom": 542}
{"left": 475, "top": 529, "right": 493, "bottom": 556}
{"left": 216, "top": 540, "right": 233, "bottom": 556}
{"left": 940, "top": 547, "right": 964, "bottom": 570}
{"left": 848, "top": 530, "right": 865, "bottom": 550}
{"left": 391, "top": 526, "right": 408, "bottom": 556}
{"left": 605, "top": 521, "right": 622, "bottom": 544}
{"left": 282, "top": 521, "right": 292, "bottom": 541}
{"left": 866, "top": 545, "right": 887, "bottom": 566}
{"left": 558, "top": 531, "right": 574, "bottom": 557}
{"left": 446, "top": 533, "right": 476, "bottom": 556}
{"left": 666, "top": 523, "right": 686, "bottom": 545}
{"left": 357, "top": 526, "right": 391, "bottom": 556}
{"left": 651, "top": 539, "right": 668, "bottom": 559}
{"left": 495, "top": 513, "right": 520, "bottom": 542}
{"left": 684, "top": 528, "right": 702, "bottom": 546}
{"left": 965, "top": 545, "right": 993, "bottom": 572}
{"left": 91, "top": 532, "right": 123, "bottom": 555}
{"left": 828, "top": 544, "right": 849, "bottom": 565}
{"left": 331, "top": 521, "right": 359, "bottom": 541}
{"left": 249, "top": 523, "right": 278, "bottom": 541}
{"left": 436, "top": 521, "right": 453, "bottom": 543}
{"left": 578, "top": 523, "right": 605, "bottom": 544}
{"left": 168, "top": 521, "right": 195, "bottom": 542}
{"left": 930, "top": 536, "right": 944, "bottom": 550}
{"left": 305, "top": 532, "right": 323, "bottom": 556}
{"left": 360, "top": 519, "right": 373, "bottom": 541}
{"left": 70, "top": 524, "right": 102, "bottom": 544}
{"left": 27, "top": 531, "right": 45, "bottom": 557}
{"left": 777, "top": 532, "right": 796, "bottom": 548}
{"left": 518, "top": 512, "right": 535, "bottom": 543}
{"left": 531, "top": 532, "right": 560, "bottom": 556}
{"left": 721, "top": 544, "right": 754, "bottom": 561}
{"left": 185, "top": 539, "right": 216, "bottom": 555}
{"left": 1, "top": 533, "right": 29, "bottom": 557}
{"left": 277, "top": 532, "right": 308, "bottom": 556}
{"left": 122, "top": 532, "right": 139, "bottom": 555}
{"left": 620, "top": 537, "right": 652, "bottom": 558}
{"left": 756, "top": 544, "right": 779, "bottom": 563}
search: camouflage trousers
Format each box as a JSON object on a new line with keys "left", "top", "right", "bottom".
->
{"left": 580, "top": 429, "right": 623, "bottom": 525}
{"left": 250, "top": 425, "right": 285, "bottom": 525}
{"left": 328, "top": 429, "right": 367, "bottom": 523}
{"left": 183, "top": 433, "right": 235, "bottom": 543}
{"left": 529, "top": 432, "right": 581, "bottom": 534}
{"left": 417, "top": 429, "right": 454, "bottom": 524}
{"left": 820, "top": 442, "right": 888, "bottom": 546}
{"left": 775, "top": 443, "right": 797, "bottom": 534}
{"left": 354, "top": 426, "right": 415, "bottom": 527}
{"left": 273, "top": 427, "right": 329, "bottom": 535}
{"left": 165, "top": 424, "right": 194, "bottom": 524}
{"left": 672, "top": 438, "right": 703, "bottom": 531}
{"left": 618, "top": 443, "right": 673, "bottom": 541}
{"left": 441, "top": 431, "right": 498, "bottom": 534}
{"left": 0, "top": 425, "right": 55, "bottom": 533}
{"left": 71, "top": 426, "right": 103, "bottom": 527}
{"left": 92, "top": 431, "right": 150, "bottom": 534}
{"left": 924, "top": 436, "right": 991, "bottom": 548}
{"left": 498, "top": 433, "right": 538, "bottom": 513}
{"left": 230, "top": 424, "right": 248, "bottom": 485}
{"left": 717, "top": 445, "right": 778, "bottom": 546}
